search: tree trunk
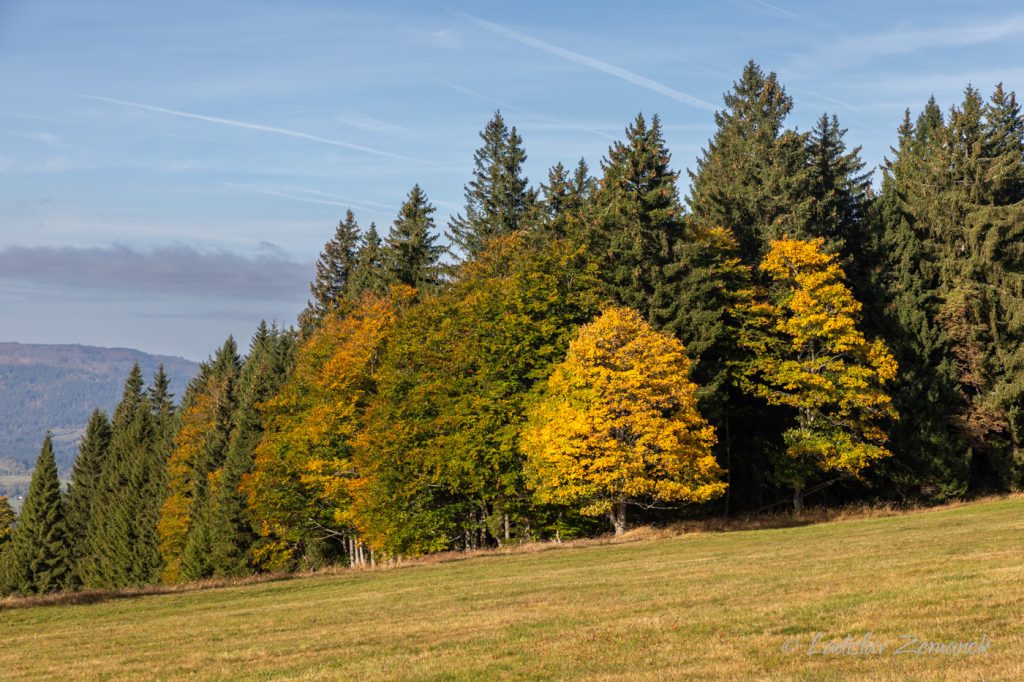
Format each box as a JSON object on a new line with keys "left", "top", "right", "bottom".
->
{"left": 793, "top": 486, "right": 804, "bottom": 513}
{"left": 503, "top": 512, "right": 510, "bottom": 544}
{"left": 609, "top": 501, "right": 627, "bottom": 536}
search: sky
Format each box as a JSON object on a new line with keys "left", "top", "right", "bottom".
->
{"left": 1, "top": 0, "right": 1022, "bottom": 361}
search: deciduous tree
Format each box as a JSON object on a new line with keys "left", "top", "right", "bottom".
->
{"left": 737, "top": 238, "right": 898, "bottom": 510}
{"left": 523, "top": 307, "right": 724, "bottom": 535}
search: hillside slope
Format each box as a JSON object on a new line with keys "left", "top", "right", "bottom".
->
{"left": 0, "top": 342, "right": 199, "bottom": 476}
{"left": 2, "top": 497, "right": 1020, "bottom": 680}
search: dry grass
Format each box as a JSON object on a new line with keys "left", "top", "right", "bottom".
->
{"left": 2, "top": 495, "right": 1022, "bottom": 680}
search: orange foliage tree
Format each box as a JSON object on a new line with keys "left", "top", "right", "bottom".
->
{"left": 242, "top": 287, "right": 413, "bottom": 569}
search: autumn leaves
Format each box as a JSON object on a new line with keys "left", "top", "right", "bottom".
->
{"left": 523, "top": 307, "right": 723, "bottom": 535}
{"left": 524, "top": 238, "right": 897, "bottom": 530}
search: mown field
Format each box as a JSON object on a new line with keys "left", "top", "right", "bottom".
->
{"left": 2, "top": 497, "right": 1021, "bottom": 681}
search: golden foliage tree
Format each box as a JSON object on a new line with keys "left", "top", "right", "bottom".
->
{"left": 737, "top": 238, "right": 898, "bottom": 510}
{"left": 243, "top": 287, "right": 413, "bottom": 569}
{"left": 156, "top": 341, "right": 239, "bottom": 583}
{"left": 522, "top": 307, "right": 724, "bottom": 535}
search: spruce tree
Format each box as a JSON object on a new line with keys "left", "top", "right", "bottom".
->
{"left": 867, "top": 87, "right": 1024, "bottom": 499}
{"left": 300, "top": 210, "right": 363, "bottom": 332}
{"left": 65, "top": 409, "right": 111, "bottom": 587}
{"left": 687, "top": 60, "right": 813, "bottom": 265}
{"left": 0, "top": 496, "right": 14, "bottom": 547}
{"left": 539, "top": 158, "right": 593, "bottom": 241}
{"left": 149, "top": 365, "right": 177, "bottom": 445}
{"left": 349, "top": 222, "right": 389, "bottom": 297}
{"left": 385, "top": 184, "right": 443, "bottom": 289}
{"left": 179, "top": 476, "right": 214, "bottom": 582}
{"left": 157, "top": 338, "right": 240, "bottom": 582}
{"left": 5, "top": 435, "right": 70, "bottom": 594}
{"left": 931, "top": 86, "right": 1024, "bottom": 489}
{"left": 447, "top": 111, "right": 536, "bottom": 259}
{"left": 207, "top": 323, "right": 293, "bottom": 577}
{"left": 85, "top": 364, "right": 164, "bottom": 588}
{"left": 0, "top": 496, "right": 16, "bottom": 593}
{"left": 590, "top": 113, "right": 684, "bottom": 320}
{"left": 807, "top": 113, "right": 873, "bottom": 261}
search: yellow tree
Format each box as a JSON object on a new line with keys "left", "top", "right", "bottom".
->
{"left": 156, "top": 339, "right": 239, "bottom": 583}
{"left": 738, "top": 238, "right": 898, "bottom": 511}
{"left": 243, "top": 286, "right": 413, "bottom": 569}
{"left": 522, "top": 307, "right": 725, "bottom": 535}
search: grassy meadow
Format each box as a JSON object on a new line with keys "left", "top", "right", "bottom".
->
{"left": 2, "top": 496, "right": 1021, "bottom": 680}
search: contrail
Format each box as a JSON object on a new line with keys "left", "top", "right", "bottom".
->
{"left": 431, "top": 77, "right": 617, "bottom": 141}
{"left": 457, "top": 12, "right": 717, "bottom": 113}
{"left": 749, "top": 0, "right": 799, "bottom": 20}
{"left": 224, "top": 183, "right": 393, "bottom": 215}
{"left": 75, "top": 94, "right": 425, "bottom": 163}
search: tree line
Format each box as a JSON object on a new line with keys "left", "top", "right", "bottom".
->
{"left": 2, "top": 60, "right": 1023, "bottom": 594}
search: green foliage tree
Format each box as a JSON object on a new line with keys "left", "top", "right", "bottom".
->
{"left": 300, "top": 210, "right": 363, "bottom": 333}
{"left": 385, "top": 184, "right": 443, "bottom": 290}
{"left": 84, "top": 363, "right": 165, "bottom": 587}
{"left": 447, "top": 111, "right": 536, "bottom": 259}
{"left": 588, "top": 113, "right": 683, "bottom": 321}
{"left": 349, "top": 222, "right": 389, "bottom": 297}
{"left": 3, "top": 435, "right": 70, "bottom": 594}
{"left": 353, "top": 232, "right": 601, "bottom": 554}
{"left": 65, "top": 409, "right": 111, "bottom": 586}
{"left": 687, "top": 60, "right": 813, "bottom": 264}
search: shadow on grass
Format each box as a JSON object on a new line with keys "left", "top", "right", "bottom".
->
{"left": 2, "top": 493, "right": 1016, "bottom": 611}
{"left": 0, "top": 573, "right": 297, "bottom": 611}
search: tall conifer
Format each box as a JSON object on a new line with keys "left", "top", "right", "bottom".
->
{"left": 447, "top": 111, "right": 536, "bottom": 259}
{"left": 590, "top": 113, "right": 683, "bottom": 320}
{"left": 687, "top": 60, "right": 813, "bottom": 264}
{"left": 65, "top": 409, "right": 111, "bottom": 586}
{"left": 4, "top": 435, "right": 70, "bottom": 594}
{"left": 385, "top": 185, "right": 443, "bottom": 289}
{"left": 301, "top": 210, "right": 363, "bottom": 332}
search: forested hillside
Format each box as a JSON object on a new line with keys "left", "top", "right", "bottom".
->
{"left": 0, "top": 343, "right": 198, "bottom": 473}
{"left": 2, "top": 60, "right": 1023, "bottom": 596}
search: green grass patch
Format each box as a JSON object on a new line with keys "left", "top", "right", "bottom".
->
{"left": 2, "top": 497, "right": 1021, "bottom": 680}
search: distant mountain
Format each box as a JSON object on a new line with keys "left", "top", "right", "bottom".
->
{"left": 0, "top": 343, "right": 200, "bottom": 477}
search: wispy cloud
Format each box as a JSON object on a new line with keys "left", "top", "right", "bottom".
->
{"left": 430, "top": 29, "right": 459, "bottom": 49}
{"left": 0, "top": 244, "right": 311, "bottom": 301}
{"left": 336, "top": 111, "right": 414, "bottom": 136}
{"left": 432, "top": 78, "right": 617, "bottom": 141}
{"left": 792, "top": 15, "right": 1024, "bottom": 75}
{"left": 456, "top": 12, "right": 717, "bottom": 112}
{"left": 0, "top": 156, "right": 95, "bottom": 173}
{"left": 224, "top": 183, "right": 397, "bottom": 215}
{"left": 8, "top": 131, "right": 66, "bottom": 147}
{"left": 291, "top": 188, "right": 398, "bottom": 211}
{"left": 747, "top": 0, "right": 799, "bottom": 20}
{"left": 73, "top": 94, "right": 431, "bottom": 164}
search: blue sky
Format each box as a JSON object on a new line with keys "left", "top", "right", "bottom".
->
{"left": 1, "top": 0, "right": 1022, "bottom": 360}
